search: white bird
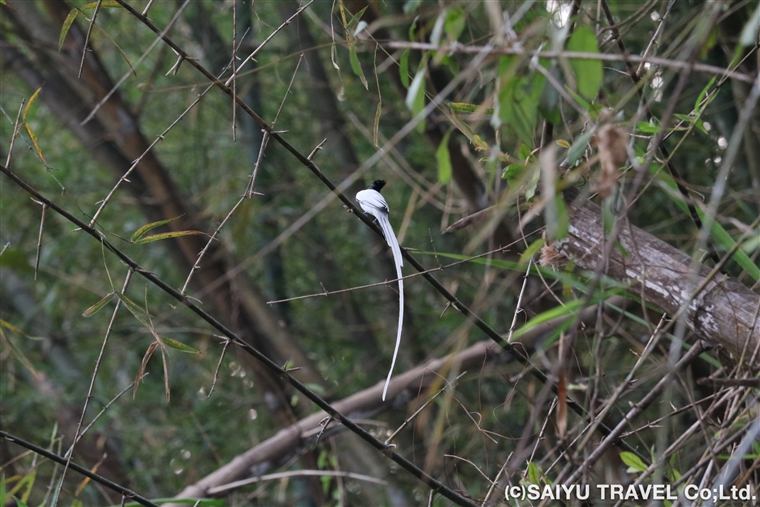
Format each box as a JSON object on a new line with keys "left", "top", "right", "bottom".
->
{"left": 356, "top": 180, "right": 403, "bottom": 401}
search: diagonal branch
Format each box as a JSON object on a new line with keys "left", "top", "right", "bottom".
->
{"left": 0, "top": 162, "right": 479, "bottom": 507}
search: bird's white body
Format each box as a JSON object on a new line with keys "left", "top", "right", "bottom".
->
{"left": 356, "top": 187, "right": 404, "bottom": 401}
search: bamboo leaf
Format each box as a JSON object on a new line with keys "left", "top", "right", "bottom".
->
{"left": 349, "top": 45, "right": 368, "bottom": 90}
{"left": 82, "top": 292, "right": 114, "bottom": 318}
{"left": 23, "top": 88, "right": 42, "bottom": 121}
{"left": 373, "top": 102, "right": 382, "bottom": 146}
{"left": 163, "top": 337, "right": 200, "bottom": 354}
{"left": 131, "top": 216, "right": 184, "bottom": 243}
{"left": 436, "top": 130, "right": 453, "bottom": 184}
{"left": 406, "top": 68, "right": 426, "bottom": 133}
{"left": 566, "top": 25, "right": 603, "bottom": 100}
{"left": 133, "top": 230, "right": 204, "bottom": 245}
{"left": 81, "top": 1, "right": 121, "bottom": 10}
{"left": 399, "top": 49, "right": 410, "bottom": 88}
{"left": 24, "top": 124, "right": 47, "bottom": 165}
{"left": 59, "top": 10, "right": 79, "bottom": 51}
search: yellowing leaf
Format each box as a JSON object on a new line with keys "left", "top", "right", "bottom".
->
{"left": 81, "top": 1, "right": 121, "bottom": 10}
{"left": 24, "top": 124, "right": 46, "bottom": 165}
{"left": 555, "top": 139, "right": 571, "bottom": 148}
{"left": 133, "top": 230, "right": 204, "bottom": 245}
{"left": 23, "top": 87, "right": 42, "bottom": 121}
{"left": 131, "top": 216, "right": 183, "bottom": 243}
{"left": 59, "top": 10, "right": 79, "bottom": 51}
{"left": 82, "top": 292, "right": 114, "bottom": 318}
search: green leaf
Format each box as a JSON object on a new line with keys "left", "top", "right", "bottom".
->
{"left": 436, "top": 130, "right": 453, "bottom": 184}
{"left": 695, "top": 76, "right": 716, "bottom": 112}
{"left": 399, "top": 49, "right": 410, "bottom": 88}
{"left": 444, "top": 7, "right": 466, "bottom": 42}
{"left": 502, "top": 163, "right": 525, "bottom": 182}
{"left": 373, "top": 101, "right": 381, "bottom": 147}
{"left": 566, "top": 25, "right": 603, "bottom": 100}
{"left": 131, "top": 216, "right": 183, "bottom": 243}
{"left": 547, "top": 195, "right": 569, "bottom": 240}
{"left": 163, "top": 337, "right": 200, "bottom": 354}
{"left": 566, "top": 129, "right": 595, "bottom": 166}
{"left": 524, "top": 164, "right": 541, "bottom": 200}
{"left": 406, "top": 68, "right": 426, "bottom": 133}
{"left": 620, "top": 451, "right": 647, "bottom": 473}
{"left": 133, "top": 230, "right": 205, "bottom": 245}
{"left": 519, "top": 238, "right": 545, "bottom": 266}
{"left": 82, "top": 292, "right": 115, "bottom": 318}
{"left": 518, "top": 143, "right": 533, "bottom": 162}
{"left": 527, "top": 461, "right": 541, "bottom": 485}
{"left": 499, "top": 76, "right": 537, "bottom": 145}
{"left": 59, "top": 10, "right": 79, "bottom": 51}
{"left": 636, "top": 121, "right": 660, "bottom": 134}
{"left": 349, "top": 45, "right": 368, "bottom": 90}
{"left": 344, "top": 5, "right": 368, "bottom": 31}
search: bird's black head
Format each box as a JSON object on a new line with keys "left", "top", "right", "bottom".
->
{"left": 368, "top": 180, "right": 386, "bottom": 192}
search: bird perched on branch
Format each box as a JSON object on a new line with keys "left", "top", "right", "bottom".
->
{"left": 356, "top": 180, "right": 404, "bottom": 401}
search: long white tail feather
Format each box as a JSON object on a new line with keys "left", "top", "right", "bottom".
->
{"left": 356, "top": 188, "right": 404, "bottom": 401}
{"left": 376, "top": 215, "right": 404, "bottom": 400}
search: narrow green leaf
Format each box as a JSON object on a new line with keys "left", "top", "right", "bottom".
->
{"left": 59, "top": 10, "right": 78, "bottom": 51}
{"left": 373, "top": 102, "right": 382, "bottom": 147}
{"left": 620, "top": 451, "right": 647, "bottom": 473}
{"left": 24, "top": 124, "right": 46, "bottom": 164}
{"left": 519, "top": 238, "right": 544, "bottom": 266}
{"left": 524, "top": 164, "right": 540, "bottom": 200}
{"left": 547, "top": 195, "right": 569, "bottom": 240}
{"left": 82, "top": 292, "right": 115, "bottom": 318}
{"left": 163, "top": 337, "right": 200, "bottom": 354}
{"left": 406, "top": 68, "right": 426, "bottom": 132}
{"left": 131, "top": 216, "right": 183, "bottom": 243}
{"left": 349, "top": 45, "right": 368, "bottom": 90}
{"left": 695, "top": 76, "right": 716, "bottom": 112}
{"left": 566, "top": 129, "right": 595, "bottom": 166}
{"left": 133, "top": 230, "right": 204, "bottom": 245}
{"left": 436, "top": 130, "right": 453, "bottom": 184}
{"left": 566, "top": 25, "right": 603, "bottom": 100}
{"left": 399, "top": 49, "right": 410, "bottom": 88}
{"left": 344, "top": 5, "right": 368, "bottom": 31}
